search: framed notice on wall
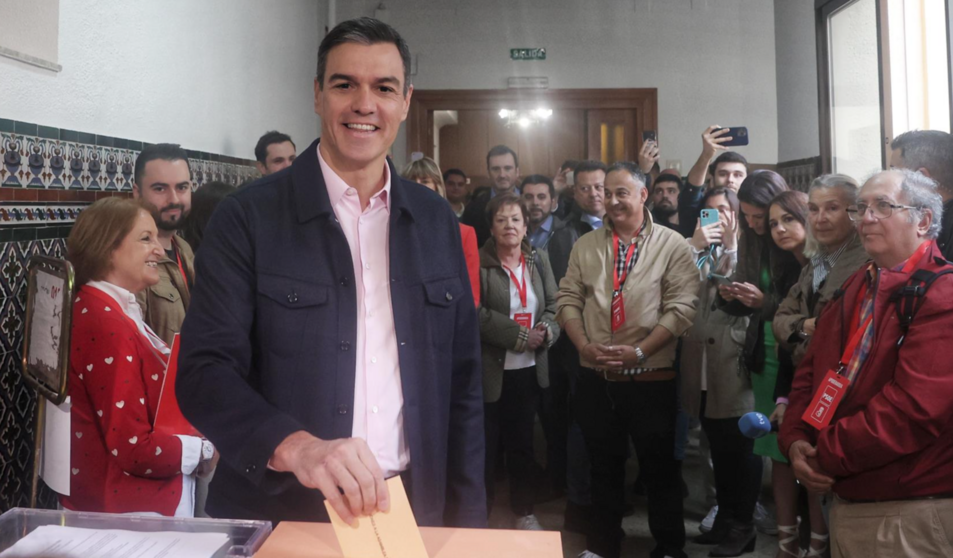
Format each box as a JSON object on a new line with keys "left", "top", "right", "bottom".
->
{"left": 22, "top": 256, "right": 74, "bottom": 405}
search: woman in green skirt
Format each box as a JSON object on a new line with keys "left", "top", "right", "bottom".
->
{"left": 719, "top": 171, "right": 804, "bottom": 558}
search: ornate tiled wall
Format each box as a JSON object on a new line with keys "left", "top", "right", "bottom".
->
{"left": 0, "top": 118, "right": 258, "bottom": 511}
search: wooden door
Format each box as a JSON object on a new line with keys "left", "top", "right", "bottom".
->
{"left": 586, "top": 109, "right": 637, "bottom": 165}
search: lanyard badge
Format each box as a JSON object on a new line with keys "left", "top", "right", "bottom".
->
{"left": 611, "top": 231, "right": 638, "bottom": 332}
{"left": 504, "top": 255, "right": 533, "bottom": 328}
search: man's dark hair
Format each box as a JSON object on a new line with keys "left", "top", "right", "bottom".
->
{"left": 134, "top": 143, "right": 191, "bottom": 186}
{"left": 486, "top": 145, "right": 518, "bottom": 169}
{"left": 316, "top": 17, "right": 412, "bottom": 95}
{"left": 606, "top": 161, "right": 649, "bottom": 190}
{"left": 891, "top": 130, "right": 953, "bottom": 194}
{"left": 708, "top": 151, "right": 749, "bottom": 178}
{"left": 255, "top": 131, "right": 295, "bottom": 164}
{"left": 654, "top": 173, "right": 683, "bottom": 191}
{"left": 560, "top": 159, "right": 580, "bottom": 172}
{"left": 520, "top": 174, "right": 555, "bottom": 199}
{"left": 443, "top": 168, "right": 466, "bottom": 182}
{"left": 573, "top": 160, "right": 608, "bottom": 177}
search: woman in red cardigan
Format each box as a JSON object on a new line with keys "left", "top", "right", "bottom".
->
{"left": 402, "top": 157, "right": 481, "bottom": 306}
{"left": 62, "top": 197, "right": 217, "bottom": 516}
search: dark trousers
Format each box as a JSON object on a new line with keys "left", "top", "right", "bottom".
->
{"left": 575, "top": 371, "right": 686, "bottom": 558}
{"left": 484, "top": 366, "right": 540, "bottom": 517}
{"left": 540, "top": 337, "right": 573, "bottom": 491}
{"left": 699, "top": 392, "right": 762, "bottom": 524}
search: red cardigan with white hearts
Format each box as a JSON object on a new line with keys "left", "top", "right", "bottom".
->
{"left": 60, "top": 285, "right": 186, "bottom": 516}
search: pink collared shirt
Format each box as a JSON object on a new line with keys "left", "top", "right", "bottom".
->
{"left": 318, "top": 146, "right": 409, "bottom": 477}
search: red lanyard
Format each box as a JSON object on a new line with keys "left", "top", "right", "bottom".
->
{"left": 612, "top": 228, "right": 641, "bottom": 293}
{"left": 174, "top": 246, "right": 189, "bottom": 293}
{"left": 840, "top": 240, "right": 932, "bottom": 372}
{"left": 502, "top": 255, "right": 528, "bottom": 308}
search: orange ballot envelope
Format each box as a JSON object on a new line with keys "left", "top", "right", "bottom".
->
{"left": 324, "top": 476, "right": 428, "bottom": 558}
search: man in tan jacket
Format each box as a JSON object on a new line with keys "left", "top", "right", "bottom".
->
{"left": 132, "top": 143, "right": 195, "bottom": 347}
{"left": 557, "top": 162, "right": 698, "bottom": 558}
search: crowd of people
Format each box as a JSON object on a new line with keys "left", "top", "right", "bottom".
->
{"left": 54, "top": 16, "right": 953, "bottom": 558}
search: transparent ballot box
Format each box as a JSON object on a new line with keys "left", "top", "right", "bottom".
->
{"left": 0, "top": 507, "right": 272, "bottom": 557}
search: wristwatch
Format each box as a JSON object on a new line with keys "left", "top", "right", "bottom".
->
{"left": 634, "top": 346, "right": 647, "bottom": 365}
{"left": 201, "top": 439, "right": 214, "bottom": 463}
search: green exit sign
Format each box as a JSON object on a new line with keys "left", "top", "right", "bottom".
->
{"left": 510, "top": 48, "right": 546, "bottom": 61}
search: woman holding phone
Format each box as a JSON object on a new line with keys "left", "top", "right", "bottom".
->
{"left": 478, "top": 193, "right": 560, "bottom": 530}
{"left": 683, "top": 188, "right": 765, "bottom": 557}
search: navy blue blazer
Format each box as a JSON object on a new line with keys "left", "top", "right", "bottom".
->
{"left": 176, "top": 139, "right": 486, "bottom": 527}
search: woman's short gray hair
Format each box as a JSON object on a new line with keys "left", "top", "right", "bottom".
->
{"left": 808, "top": 173, "right": 860, "bottom": 204}
{"left": 897, "top": 168, "right": 943, "bottom": 239}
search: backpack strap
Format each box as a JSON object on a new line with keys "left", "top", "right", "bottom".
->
{"left": 889, "top": 265, "right": 953, "bottom": 347}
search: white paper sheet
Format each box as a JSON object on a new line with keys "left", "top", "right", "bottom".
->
{"left": 39, "top": 397, "right": 71, "bottom": 496}
{"left": 0, "top": 525, "right": 230, "bottom": 558}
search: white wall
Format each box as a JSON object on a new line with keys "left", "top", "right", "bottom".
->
{"left": 0, "top": 0, "right": 324, "bottom": 159}
{"left": 338, "top": 0, "right": 779, "bottom": 168}
{"left": 774, "top": 0, "right": 820, "bottom": 161}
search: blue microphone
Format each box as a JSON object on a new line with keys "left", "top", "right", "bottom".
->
{"left": 738, "top": 412, "right": 778, "bottom": 439}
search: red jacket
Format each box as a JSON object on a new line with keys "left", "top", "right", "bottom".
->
{"left": 461, "top": 223, "right": 480, "bottom": 307}
{"left": 780, "top": 241, "right": 953, "bottom": 500}
{"left": 61, "top": 285, "right": 187, "bottom": 516}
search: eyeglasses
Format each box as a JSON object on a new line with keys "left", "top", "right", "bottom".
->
{"left": 846, "top": 200, "right": 920, "bottom": 222}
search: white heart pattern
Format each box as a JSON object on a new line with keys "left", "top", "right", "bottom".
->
{"left": 104, "top": 357, "right": 114, "bottom": 365}
{"left": 144, "top": 469, "right": 152, "bottom": 475}
{"left": 155, "top": 447, "right": 162, "bottom": 456}
{"left": 75, "top": 432, "right": 83, "bottom": 439}
{"left": 128, "top": 436, "right": 138, "bottom": 444}
{"left": 104, "top": 307, "right": 111, "bottom": 312}
{"left": 139, "top": 398, "right": 145, "bottom": 405}
{"left": 151, "top": 374, "right": 159, "bottom": 381}
{"left": 78, "top": 374, "right": 83, "bottom": 380}
{"left": 86, "top": 364, "right": 93, "bottom": 372}
{"left": 75, "top": 297, "right": 80, "bottom": 302}
{"left": 71, "top": 468, "right": 79, "bottom": 475}
{"left": 111, "top": 449, "right": 118, "bottom": 456}
{"left": 126, "top": 356, "right": 133, "bottom": 362}
{"left": 115, "top": 401, "right": 124, "bottom": 409}
{"left": 97, "top": 410, "right": 103, "bottom": 417}
{"left": 81, "top": 308, "right": 88, "bottom": 314}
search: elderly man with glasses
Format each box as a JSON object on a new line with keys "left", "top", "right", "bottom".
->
{"left": 779, "top": 169, "right": 953, "bottom": 558}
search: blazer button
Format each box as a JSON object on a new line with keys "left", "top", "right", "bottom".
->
{"left": 337, "top": 404, "right": 349, "bottom": 415}
{"left": 340, "top": 341, "right": 350, "bottom": 351}
{"left": 708, "top": 338, "right": 716, "bottom": 345}
{"left": 246, "top": 464, "right": 257, "bottom": 475}
{"left": 287, "top": 291, "right": 298, "bottom": 304}
{"left": 340, "top": 276, "right": 349, "bottom": 287}
{"left": 445, "top": 292, "right": 453, "bottom": 301}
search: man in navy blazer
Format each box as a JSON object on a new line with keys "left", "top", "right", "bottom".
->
{"left": 176, "top": 17, "right": 486, "bottom": 528}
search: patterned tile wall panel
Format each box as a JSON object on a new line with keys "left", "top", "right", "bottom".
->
{"left": 0, "top": 238, "right": 66, "bottom": 511}
{"left": 0, "top": 117, "right": 259, "bottom": 511}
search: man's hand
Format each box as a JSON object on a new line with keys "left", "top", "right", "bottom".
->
{"left": 789, "top": 440, "right": 835, "bottom": 494}
{"left": 197, "top": 449, "right": 220, "bottom": 478}
{"left": 553, "top": 166, "right": 570, "bottom": 194}
{"left": 582, "top": 343, "right": 624, "bottom": 369}
{"left": 638, "top": 140, "right": 659, "bottom": 174}
{"left": 527, "top": 325, "right": 546, "bottom": 351}
{"left": 270, "top": 431, "right": 389, "bottom": 526}
{"left": 802, "top": 318, "right": 817, "bottom": 337}
{"left": 702, "top": 125, "right": 732, "bottom": 158}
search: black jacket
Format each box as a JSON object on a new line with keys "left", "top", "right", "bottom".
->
{"left": 177, "top": 139, "right": 486, "bottom": 527}
{"left": 938, "top": 199, "right": 953, "bottom": 261}
{"left": 460, "top": 188, "right": 493, "bottom": 247}
{"left": 547, "top": 210, "right": 599, "bottom": 284}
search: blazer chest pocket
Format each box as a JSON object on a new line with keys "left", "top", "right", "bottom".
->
{"left": 423, "top": 277, "right": 463, "bottom": 349}
{"left": 256, "top": 274, "right": 329, "bottom": 356}
{"left": 149, "top": 280, "right": 181, "bottom": 303}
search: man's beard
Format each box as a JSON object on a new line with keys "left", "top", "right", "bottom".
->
{"left": 653, "top": 204, "right": 677, "bottom": 219}
{"left": 151, "top": 204, "right": 188, "bottom": 231}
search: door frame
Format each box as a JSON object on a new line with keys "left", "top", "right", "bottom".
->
{"left": 406, "top": 88, "right": 658, "bottom": 160}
